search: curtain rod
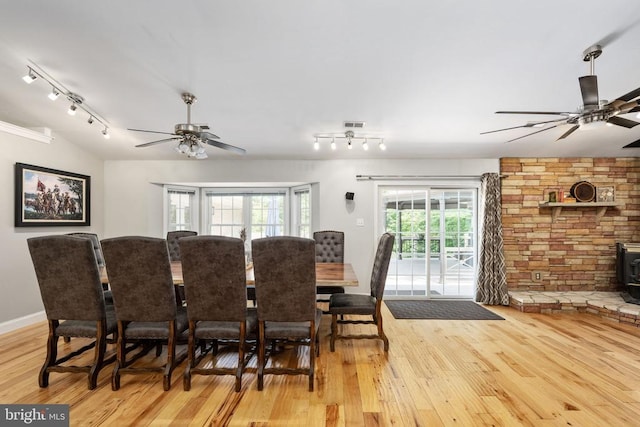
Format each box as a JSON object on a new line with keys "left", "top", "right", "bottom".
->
{"left": 355, "top": 174, "right": 506, "bottom": 181}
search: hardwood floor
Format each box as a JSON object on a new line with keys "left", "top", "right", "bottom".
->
{"left": 2, "top": 305, "right": 640, "bottom": 426}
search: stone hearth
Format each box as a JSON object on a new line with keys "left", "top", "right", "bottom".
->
{"left": 509, "top": 291, "right": 640, "bottom": 326}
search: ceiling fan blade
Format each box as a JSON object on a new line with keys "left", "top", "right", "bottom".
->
{"left": 128, "top": 128, "right": 178, "bottom": 136}
{"left": 615, "top": 87, "right": 640, "bottom": 102}
{"left": 200, "top": 131, "right": 221, "bottom": 141}
{"left": 579, "top": 75, "right": 599, "bottom": 110}
{"left": 607, "top": 116, "right": 640, "bottom": 129}
{"left": 556, "top": 125, "right": 580, "bottom": 140}
{"left": 135, "top": 137, "right": 181, "bottom": 148}
{"left": 480, "top": 118, "right": 568, "bottom": 135}
{"left": 496, "top": 111, "right": 575, "bottom": 116}
{"left": 505, "top": 123, "right": 566, "bottom": 143}
{"left": 623, "top": 138, "right": 640, "bottom": 148}
{"left": 203, "top": 138, "right": 247, "bottom": 155}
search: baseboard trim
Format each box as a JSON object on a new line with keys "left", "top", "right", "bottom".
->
{"left": 0, "top": 311, "right": 46, "bottom": 335}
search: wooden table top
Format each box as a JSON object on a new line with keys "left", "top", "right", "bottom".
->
{"left": 101, "top": 261, "right": 358, "bottom": 287}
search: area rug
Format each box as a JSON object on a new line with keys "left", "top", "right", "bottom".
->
{"left": 385, "top": 300, "right": 504, "bottom": 320}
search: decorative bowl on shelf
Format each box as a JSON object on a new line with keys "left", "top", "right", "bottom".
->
{"left": 570, "top": 181, "right": 595, "bottom": 202}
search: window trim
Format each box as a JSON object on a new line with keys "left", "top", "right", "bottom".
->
{"left": 164, "top": 185, "right": 200, "bottom": 235}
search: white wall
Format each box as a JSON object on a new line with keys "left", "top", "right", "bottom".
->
{"left": 0, "top": 131, "right": 104, "bottom": 327}
{"left": 104, "top": 158, "right": 499, "bottom": 294}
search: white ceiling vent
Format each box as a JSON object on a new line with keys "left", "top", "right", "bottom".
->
{"left": 344, "top": 121, "right": 365, "bottom": 129}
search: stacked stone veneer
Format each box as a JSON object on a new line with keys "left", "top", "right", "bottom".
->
{"left": 500, "top": 157, "right": 640, "bottom": 292}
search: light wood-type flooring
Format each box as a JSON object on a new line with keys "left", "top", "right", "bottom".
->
{"left": 2, "top": 304, "right": 640, "bottom": 426}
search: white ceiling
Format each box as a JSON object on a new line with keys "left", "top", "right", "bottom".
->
{"left": 1, "top": 1, "right": 640, "bottom": 161}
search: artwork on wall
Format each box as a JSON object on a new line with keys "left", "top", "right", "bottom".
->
{"left": 15, "top": 163, "right": 90, "bottom": 227}
{"left": 596, "top": 186, "right": 615, "bottom": 202}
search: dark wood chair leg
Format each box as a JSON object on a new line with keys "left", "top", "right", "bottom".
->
{"left": 257, "top": 321, "right": 265, "bottom": 391}
{"left": 39, "top": 320, "right": 59, "bottom": 388}
{"left": 88, "top": 321, "right": 107, "bottom": 390}
{"left": 330, "top": 314, "right": 337, "bottom": 352}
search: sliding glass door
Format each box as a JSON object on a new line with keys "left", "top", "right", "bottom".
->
{"left": 380, "top": 185, "right": 478, "bottom": 298}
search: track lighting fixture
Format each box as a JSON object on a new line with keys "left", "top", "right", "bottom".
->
{"left": 21, "top": 63, "right": 110, "bottom": 140}
{"left": 48, "top": 87, "right": 60, "bottom": 101}
{"left": 22, "top": 67, "right": 37, "bottom": 84}
{"left": 313, "top": 130, "right": 386, "bottom": 152}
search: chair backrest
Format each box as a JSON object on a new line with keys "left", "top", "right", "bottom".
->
{"left": 166, "top": 231, "right": 198, "bottom": 261}
{"left": 66, "top": 232, "right": 105, "bottom": 267}
{"left": 252, "top": 236, "right": 316, "bottom": 322}
{"left": 179, "top": 235, "right": 248, "bottom": 322}
{"left": 370, "top": 233, "right": 395, "bottom": 300}
{"left": 101, "top": 236, "right": 177, "bottom": 322}
{"left": 27, "top": 235, "right": 106, "bottom": 321}
{"left": 313, "top": 230, "right": 344, "bottom": 263}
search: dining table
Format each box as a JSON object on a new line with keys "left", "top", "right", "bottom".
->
{"left": 100, "top": 261, "right": 359, "bottom": 288}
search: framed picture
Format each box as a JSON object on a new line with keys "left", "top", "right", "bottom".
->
{"left": 15, "top": 163, "right": 91, "bottom": 227}
{"left": 596, "top": 186, "right": 615, "bottom": 202}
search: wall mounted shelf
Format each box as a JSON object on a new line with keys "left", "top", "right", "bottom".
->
{"left": 539, "top": 201, "right": 620, "bottom": 221}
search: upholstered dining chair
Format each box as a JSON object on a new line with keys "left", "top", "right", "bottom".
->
{"left": 252, "top": 236, "right": 321, "bottom": 391}
{"left": 179, "top": 235, "right": 257, "bottom": 392}
{"left": 329, "top": 232, "right": 395, "bottom": 352}
{"left": 27, "top": 235, "right": 117, "bottom": 390}
{"left": 313, "top": 230, "right": 346, "bottom": 309}
{"left": 166, "top": 230, "right": 198, "bottom": 262}
{"left": 66, "top": 232, "right": 106, "bottom": 268}
{"left": 67, "top": 232, "right": 112, "bottom": 307}
{"left": 101, "top": 236, "right": 188, "bottom": 391}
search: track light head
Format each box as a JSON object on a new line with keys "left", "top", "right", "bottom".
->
{"left": 102, "top": 127, "right": 110, "bottom": 139}
{"left": 87, "top": 116, "right": 94, "bottom": 124}
{"left": 379, "top": 139, "right": 386, "bottom": 150}
{"left": 22, "top": 68, "right": 37, "bottom": 84}
{"left": 48, "top": 87, "right": 60, "bottom": 101}
{"left": 313, "top": 137, "right": 319, "bottom": 151}
{"left": 67, "top": 104, "right": 77, "bottom": 115}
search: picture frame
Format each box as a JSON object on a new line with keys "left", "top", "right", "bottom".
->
{"left": 596, "top": 186, "right": 615, "bottom": 202}
{"left": 15, "top": 163, "right": 91, "bottom": 227}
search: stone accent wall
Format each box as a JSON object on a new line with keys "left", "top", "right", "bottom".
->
{"left": 500, "top": 158, "right": 640, "bottom": 291}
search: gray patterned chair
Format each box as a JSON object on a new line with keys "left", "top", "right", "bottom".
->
{"left": 313, "top": 230, "right": 346, "bottom": 308}
{"left": 179, "top": 235, "right": 257, "bottom": 392}
{"left": 27, "top": 235, "right": 117, "bottom": 390}
{"left": 166, "top": 230, "right": 198, "bottom": 261}
{"left": 329, "top": 233, "right": 395, "bottom": 352}
{"left": 252, "top": 236, "right": 321, "bottom": 391}
{"left": 101, "top": 236, "right": 188, "bottom": 391}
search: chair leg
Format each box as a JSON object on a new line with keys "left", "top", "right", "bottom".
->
{"left": 112, "top": 321, "right": 127, "bottom": 391}
{"left": 309, "top": 320, "right": 316, "bottom": 392}
{"left": 257, "top": 321, "right": 265, "bottom": 391}
{"left": 163, "top": 321, "right": 177, "bottom": 391}
{"left": 39, "top": 320, "right": 59, "bottom": 388}
{"left": 88, "top": 321, "right": 107, "bottom": 390}
{"left": 376, "top": 312, "right": 389, "bottom": 352}
{"left": 184, "top": 322, "right": 196, "bottom": 391}
{"left": 330, "top": 314, "right": 337, "bottom": 352}
{"left": 235, "top": 322, "right": 246, "bottom": 392}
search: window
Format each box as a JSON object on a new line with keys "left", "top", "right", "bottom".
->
{"left": 166, "top": 187, "right": 197, "bottom": 232}
{"left": 292, "top": 186, "right": 311, "bottom": 238}
{"left": 204, "top": 189, "right": 288, "bottom": 241}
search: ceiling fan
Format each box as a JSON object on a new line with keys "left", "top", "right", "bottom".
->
{"left": 482, "top": 44, "right": 640, "bottom": 143}
{"left": 128, "top": 92, "right": 246, "bottom": 159}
